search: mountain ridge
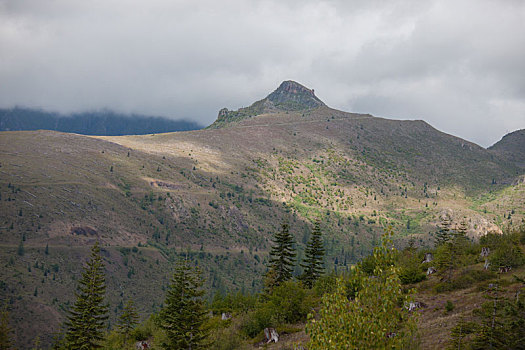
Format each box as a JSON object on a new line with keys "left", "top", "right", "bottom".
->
{"left": 489, "top": 128, "right": 525, "bottom": 169}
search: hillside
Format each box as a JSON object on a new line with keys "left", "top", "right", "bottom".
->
{"left": 0, "top": 107, "right": 202, "bottom": 136}
{"left": 1, "top": 81, "right": 524, "bottom": 348}
{"left": 489, "top": 129, "right": 525, "bottom": 169}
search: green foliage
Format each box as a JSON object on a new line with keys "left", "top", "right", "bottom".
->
{"left": 299, "top": 220, "right": 325, "bottom": 288}
{"left": 399, "top": 264, "right": 427, "bottom": 285}
{"left": 312, "top": 272, "right": 338, "bottom": 297}
{"left": 490, "top": 238, "right": 524, "bottom": 269}
{"left": 116, "top": 299, "right": 139, "bottom": 341}
{"left": 435, "top": 224, "right": 471, "bottom": 282}
{"left": 435, "top": 269, "right": 496, "bottom": 293}
{"left": 241, "top": 281, "right": 314, "bottom": 338}
{"left": 397, "top": 244, "right": 426, "bottom": 285}
{"left": 434, "top": 215, "right": 453, "bottom": 246}
{"left": 449, "top": 284, "right": 525, "bottom": 349}
{"left": 266, "top": 222, "right": 296, "bottom": 289}
{"left": 209, "top": 291, "right": 256, "bottom": 315}
{"left": 207, "top": 316, "right": 248, "bottom": 350}
{"left": 306, "top": 227, "right": 418, "bottom": 349}
{"left": 445, "top": 300, "right": 455, "bottom": 312}
{"left": 157, "top": 258, "right": 209, "bottom": 349}
{"left": 64, "top": 242, "right": 109, "bottom": 349}
{"left": 266, "top": 281, "right": 313, "bottom": 324}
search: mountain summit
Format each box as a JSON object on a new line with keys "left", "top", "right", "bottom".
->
{"left": 266, "top": 80, "right": 325, "bottom": 110}
{"left": 209, "top": 80, "right": 325, "bottom": 128}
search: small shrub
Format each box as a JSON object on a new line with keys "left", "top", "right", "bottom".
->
{"left": 445, "top": 300, "right": 454, "bottom": 312}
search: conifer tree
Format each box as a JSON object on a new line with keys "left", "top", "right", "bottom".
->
{"left": 157, "top": 258, "right": 208, "bottom": 349}
{"left": 116, "top": 299, "right": 139, "bottom": 343}
{"left": 300, "top": 220, "right": 325, "bottom": 288}
{"left": 64, "top": 241, "right": 108, "bottom": 349}
{"left": 267, "top": 222, "right": 296, "bottom": 289}
{"left": 17, "top": 239, "right": 24, "bottom": 256}
{"left": 434, "top": 214, "right": 452, "bottom": 246}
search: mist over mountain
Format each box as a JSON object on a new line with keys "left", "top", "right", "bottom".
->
{"left": 0, "top": 107, "right": 202, "bottom": 136}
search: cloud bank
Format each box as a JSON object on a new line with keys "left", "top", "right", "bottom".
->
{"left": 0, "top": 0, "right": 524, "bottom": 146}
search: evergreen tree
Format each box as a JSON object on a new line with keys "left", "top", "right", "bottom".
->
{"left": 434, "top": 214, "right": 453, "bottom": 246}
{"left": 300, "top": 220, "right": 325, "bottom": 288}
{"left": 157, "top": 258, "right": 208, "bottom": 349}
{"left": 266, "top": 222, "right": 296, "bottom": 289}
{"left": 0, "top": 305, "right": 12, "bottom": 350}
{"left": 64, "top": 241, "right": 108, "bottom": 349}
{"left": 17, "top": 239, "right": 24, "bottom": 256}
{"left": 116, "top": 299, "right": 139, "bottom": 343}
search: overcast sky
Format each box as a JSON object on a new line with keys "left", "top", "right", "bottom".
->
{"left": 0, "top": 0, "right": 524, "bottom": 147}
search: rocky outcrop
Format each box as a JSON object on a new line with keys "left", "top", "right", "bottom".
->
{"left": 208, "top": 80, "right": 325, "bottom": 128}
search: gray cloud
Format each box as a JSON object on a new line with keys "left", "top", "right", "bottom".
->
{"left": 0, "top": 0, "right": 523, "bottom": 146}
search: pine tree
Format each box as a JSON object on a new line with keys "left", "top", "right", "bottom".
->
{"left": 266, "top": 222, "right": 296, "bottom": 289}
{"left": 64, "top": 241, "right": 108, "bottom": 349}
{"left": 434, "top": 214, "right": 452, "bottom": 246}
{"left": 116, "top": 299, "right": 139, "bottom": 343}
{"left": 157, "top": 258, "right": 208, "bottom": 349}
{"left": 0, "top": 305, "right": 12, "bottom": 350}
{"left": 300, "top": 220, "right": 325, "bottom": 288}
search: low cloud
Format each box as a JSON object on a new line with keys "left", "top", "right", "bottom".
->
{"left": 0, "top": 0, "right": 523, "bottom": 146}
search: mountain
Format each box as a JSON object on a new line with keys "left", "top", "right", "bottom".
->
{"left": 1, "top": 81, "right": 524, "bottom": 348}
{"left": 208, "top": 80, "right": 325, "bottom": 128}
{"left": 489, "top": 129, "right": 525, "bottom": 169}
{"left": 0, "top": 107, "right": 202, "bottom": 136}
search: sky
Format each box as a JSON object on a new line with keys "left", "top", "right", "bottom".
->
{"left": 0, "top": 0, "right": 524, "bottom": 147}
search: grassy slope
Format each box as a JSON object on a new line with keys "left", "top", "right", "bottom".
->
{"left": 0, "top": 107, "right": 523, "bottom": 347}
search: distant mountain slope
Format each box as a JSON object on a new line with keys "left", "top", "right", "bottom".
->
{"left": 0, "top": 107, "right": 202, "bottom": 135}
{"left": 489, "top": 129, "right": 525, "bottom": 168}
{"left": 1, "top": 81, "right": 524, "bottom": 348}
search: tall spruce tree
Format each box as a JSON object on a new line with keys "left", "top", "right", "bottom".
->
{"left": 157, "top": 258, "right": 208, "bottom": 349}
{"left": 300, "top": 220, "right": 325, "bottom": 288}
{"left": 267, "top": 222, "right": 296, "bottom": 289}
{"left": 64, "top": 241, "right": 108, "bottom": 349}
{"left": 116, "top": 299, "right": 139, "bottom": 343}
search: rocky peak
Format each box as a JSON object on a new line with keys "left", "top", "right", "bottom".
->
{"left": 266, "top": 81, "right": 325, "bottom": 110}
{"left": 208, "top": 80, "right": 325, "bottom": 129}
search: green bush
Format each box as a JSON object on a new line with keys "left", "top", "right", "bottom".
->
{"left": 490, "top": 240, "right": 524, "bottom": 269}
{"left": 313, "top": 273, "right": 338, "bottom": 296}
{"left": 240, "top": 281, "right": 313, "bottom": 338}
{"left": 399, "top": 265, "right": 426, "bottom": 285}
{"left": 445, "top": 300, "right": 454, "bottom": 312}
{"left": 435, "top": 269, "right": 496, "bottom": 293}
